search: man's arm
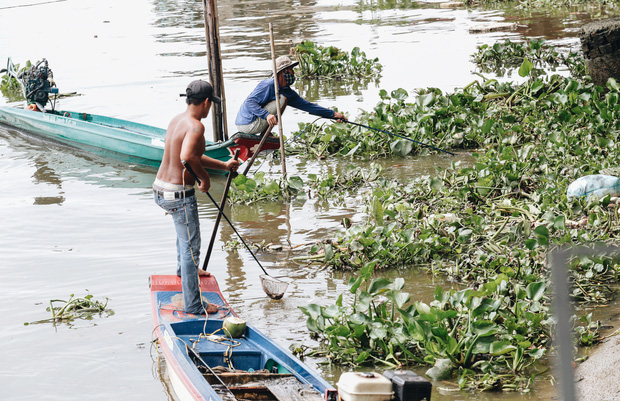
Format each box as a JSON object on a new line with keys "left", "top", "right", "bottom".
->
{"left": 201, "top": 155, "right": 240, "bottom": 172}
{"left": 180, "top": 124, "right": 211, "bottom": 192}
{"left": 281, "top": 87, "right": 335, "bottom": 119}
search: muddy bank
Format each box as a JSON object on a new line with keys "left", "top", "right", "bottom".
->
{"left": 576, "top": 333, "right": 620, "bottom": 400}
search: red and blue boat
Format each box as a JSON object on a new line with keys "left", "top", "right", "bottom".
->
{"left": 150, "top": 275, "right": 337, "bottom": 401}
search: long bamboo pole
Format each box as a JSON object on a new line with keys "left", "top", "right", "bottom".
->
{"left": 268, "top": 23, "right": 287, "bottom": 179}
{"left": 202, "top": 0, "right": 227, "bottom": 141}
{"left": 202, "top": 149, "right": 240, "bottom": 271}
{"left": 242, "top": 125, "right": 273, "bottom": 176}
{"left": 210, "top": 0, "right": 228, "bottom": 140}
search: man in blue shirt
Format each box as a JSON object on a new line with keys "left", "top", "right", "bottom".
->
{"left": 235, "top": 55, "right": 346, "bottom": 135}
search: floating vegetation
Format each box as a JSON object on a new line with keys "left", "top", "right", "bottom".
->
{"left": 300, "top": 263, "right": 549, "bottom": 391}
{"left": 288, "top": 43, "right": 593, "bottom": 160}
{"left": 228, "top": 165, "right": 383, "bottom": 206}
{"left": 25, "top": 293, "right": 113, "bottom": 325}
{"left": 228, "top": 172, "right": 304, "bottom": 205}
{"left": 293, "top": 39, "right": 620, "bottom": 391}
{"left": 472, "top": 38, "right": 587, "bottom": 78}
{"left": 308, "top": 163, "right": 383, "bottom": 203}
{"left": 354, "top": 0, "right": 423, "bottom": 10}
{"left": 0, "top": 59, "right": 30, "bottom": 101}
{"left": 294, "top": 40, "right": 382, "bottom": 80}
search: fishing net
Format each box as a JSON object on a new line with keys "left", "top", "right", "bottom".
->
{"left": 260, "top": 275, "right": 289, "bottom": 300}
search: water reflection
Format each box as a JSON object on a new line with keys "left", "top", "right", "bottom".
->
{"left": 33, "top": 196, "right": 66, "bottom": 205}
{"left": 150, "top": 0, "right": 322, "bottom": 62}
{"left": 297, "top": 76, "right": 379, "bottom": 100}
{"left": 0, "top": 126, "right": 158, "bottom": 191}
{"left": 502, "top": 5, "right": 619, "bottom": 41}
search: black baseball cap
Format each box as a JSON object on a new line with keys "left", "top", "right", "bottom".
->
{"left": 180, "top": 80, "right": 221, "bottom": 103}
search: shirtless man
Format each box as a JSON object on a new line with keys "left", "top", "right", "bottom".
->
{"left": 153, "top": 80, "right": 239, "bottom": 315}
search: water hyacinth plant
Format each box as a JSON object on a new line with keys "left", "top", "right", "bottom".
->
{"left": 288, "top": 45, "right": 592, "bottom": 159}
{"left": 300, "top": 261, "right": 549, "bottom": 391}
{"left": 294, "top": 40, "right": 382, "bottom": 80}
{"left": 472, "top": 38, "right": 586, "bottom": 78}
{"left": 0, "top": 59, "right": 30, "bottom": 101}
{"left": 291, "top": 40, "right": 620, "bottom": 391}
{"left": 229, "top": 172, "right": 304, "bottom": 204}
{"left": 26, "top": 292, "right": 113, "bottom": 325}
{"left": 307, "top": 163, "right": 383, "bottom": 203}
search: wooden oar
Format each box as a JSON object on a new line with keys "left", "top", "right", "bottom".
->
{"left": 202, "top": 148, "right": 240, "bottom": 271}
{"left": 242, "top": 125, "right": 274, "bottom": 176}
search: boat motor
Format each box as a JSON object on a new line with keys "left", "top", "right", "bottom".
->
{"left": 22, "top": 59, "right": 58, "bottom": 111}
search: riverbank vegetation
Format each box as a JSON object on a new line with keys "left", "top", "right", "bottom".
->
{"left": 229, "top": 39, "right": 620, "bottom": 391}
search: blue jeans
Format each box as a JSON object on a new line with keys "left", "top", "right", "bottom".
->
{"left": 154, "top": 191, "right": 205, "bottom": 314}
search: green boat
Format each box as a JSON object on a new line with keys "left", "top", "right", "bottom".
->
{"left": 0, "top": 105, "right": 280, "bottom": 168}
{"left": 0, "top": 58, "right": 279, "bottom": 168}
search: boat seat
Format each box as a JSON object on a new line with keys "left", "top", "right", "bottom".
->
{"left": 197, "top": 349, "right": 264, "bottom": 372}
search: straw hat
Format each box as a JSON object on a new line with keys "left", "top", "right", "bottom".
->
{"left": 274, "top": 55, "right": 299, "bottom": 74}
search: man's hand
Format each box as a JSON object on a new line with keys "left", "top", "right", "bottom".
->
{"left": 266, "top": 114, "right": 278, "bottom": 127}
{"left": 197, "top": 175, "right": 211, "bottom": 193}
{"left": 333, "top": 111, "right": 347, "bottom": 123}
{"left": 226, "top": 158, "right": 240, "bottom": 173}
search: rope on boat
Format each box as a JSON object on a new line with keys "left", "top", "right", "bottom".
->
{"left": 197, "top": 327, "right": 241, "bottom": 371}
{"left": 185, "top": 344, "right": 240, "bottom": 401}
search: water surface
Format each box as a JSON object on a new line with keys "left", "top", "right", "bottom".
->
{"left": 0, "top": 0, "right": 607, "bottom": 399}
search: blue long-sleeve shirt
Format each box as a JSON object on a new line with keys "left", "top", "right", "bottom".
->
{"left": 235, "top": 78, "right": 335, "bottom": 126}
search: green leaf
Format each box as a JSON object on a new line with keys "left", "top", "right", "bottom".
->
{"left": 355, "top": 351, "right": 370, "bottom": 363}
{"left": 481, "top": 118, "right": 495, "bottom": 134}
{"left": 490, "top": 340, "right": 517, "bottom": 356}
{"left": 350, "top": 276, "right": 364, "bottom": 294}
{"left": 386, "top": 290, "right": 411, "bottom": 308}
{"left": 526, "top": 281, "right": 546, "bottom": 301}
{"left": 324, "top": 244, "right": 334, "bottom": 262}
{"left": 518, "top": 58, "right": 533, "bottom": 77}
{"left": 457, "top": 229, "right": 473, "bottom": 243}
{"left": 390, "top": 139, "right": 414, "bottom": 157}
{"left": 329, "top": 325, "right": 351, "bottom": 337}
{"left": 368, "top": 278, "right": 392, "bottom": 295}
{"left": 533, "top": 225, "right": 549, "bottom": 237}
{"left": 263, "top": 180, "right": 280, "bottom": 195}
{"left": 429, "top": 177, "right": 444, "bottom": 191}
{"left": 471, "top": 321, "right": 498, "bottom": 336}
{"left": 553, "top": 215, "right": 565, "bottom": 230}
{"left": 358, "top": 292, "right": 372, "bottom": 312}
{"left": 371, "top": 197, "right": 384, "bottom": 225}
{"left": 322, "top": 305, "right": 340, "bottom": 319}
{"left": 391, "top": 88, "right": 409, "bottom": 100}
{"left": 471, "top": 336, "right": 494, "bottom": 354}
{"left": 370, "top": 326, "right": 388, "bottom": 339}
{"left": 300, "top": 304, "right": 322, "bottom": 320}
{"left": 349, "top": 313, "right": 369, "bottom": 325}
{"left": 607, "top": 77, "right": 620, "bottom": 92}
{"left": 287, "top": 176, "right": 304, "bottom": 192}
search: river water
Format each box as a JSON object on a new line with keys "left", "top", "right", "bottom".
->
{"left": 0, "top": 0, "right": 610, "bottom": 400}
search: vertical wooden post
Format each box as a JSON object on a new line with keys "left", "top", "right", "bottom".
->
{"left": 202, "top": 0, "right": 228, "bottom": 142}
{"left": 269, "top": 23, "right": 287, "bottom": 179}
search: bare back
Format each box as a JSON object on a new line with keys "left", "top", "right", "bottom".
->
{"left": 156, "top": 111, "right": 206, "bottom": 186}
